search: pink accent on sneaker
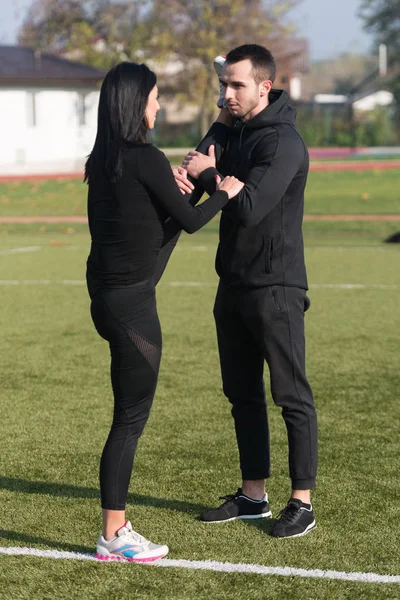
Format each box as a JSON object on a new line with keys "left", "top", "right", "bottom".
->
{"left": 102, "top": 520, "right": 129, "bottom": 541}
{"left": 96, "top": 553, "right": 165, "bottom": 563}
{"left": 116, "top": 521, "right": 129, "bottom": 534}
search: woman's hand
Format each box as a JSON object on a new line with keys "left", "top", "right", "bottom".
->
{"left": 172, "top": 166, "right": 195, "bottom": 195}
{"left": 215, "top": 175, "right": 244, "bottom": 200}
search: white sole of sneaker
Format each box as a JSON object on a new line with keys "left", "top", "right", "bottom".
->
{"left": 273, "top": 521, "right": 317, "bottom": 539}
{"left": 202, "top": 511, "right": 272, "bottom": 524}
{"left": 96, "top": 548, "right": 169, "bottom": 562}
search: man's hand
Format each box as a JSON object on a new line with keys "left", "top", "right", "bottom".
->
{"left": 182, "top": 145, "right": 216, "bottom": 179}
{"left": 172, "top": 166, "right": 195, "bottom": 195}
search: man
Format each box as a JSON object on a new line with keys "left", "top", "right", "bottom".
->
{"left": 176, "top": 44, "right": 318, "bottom": 538}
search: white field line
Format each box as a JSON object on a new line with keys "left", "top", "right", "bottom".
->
{"left": 164, "top": 283, "right": 400, "bottom": 290}
{"left": 0, "top": 280, "right": 85, "bottom": 285}
{"left": 0, "top": 279, "right": 397, "bottom": 291}
{"left": 0, "top": 546, "right": 399, "bottom": 584}
{"left": 0, "top": 246, "right": 41, "bottom": 255}
{"left": 0, "top": 245, "right": 207, "bottom": 254}
{"left": 0, "top": 280, "right": 398, "bottom": 290}
{"left": 312, "top": 283, "right": 399, "bottom": 290}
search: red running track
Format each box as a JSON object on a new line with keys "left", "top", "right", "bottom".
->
{"left": 1, "top": 214, "right": 400, "bottom": 223}
{"left": 0, "top": 160, "right": 399, "bottom": 183}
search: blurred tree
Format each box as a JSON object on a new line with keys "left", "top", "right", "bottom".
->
{"left": 359, "top": 0, "right": 400, "bottom": 127}
{"left": 145, "top": 0, "right": 297, "bottom": 132}
{"left": 360, "top": 0, "right": 400, "bottom": 56}
{"left": 18, "top": 0, "right": 298, "bottom": 133}
{"left": 18, "top": 0, "right": 153, "bottom": 70}
{"left": 18, "top": 0, "right": 88, "bottom": 53}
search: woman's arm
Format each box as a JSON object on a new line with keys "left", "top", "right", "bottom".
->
{"left": 173, "top": 110, "right": 232, "bottom": 198}
{"left": 139, "top": 146, "right": 228, "bottom": 234}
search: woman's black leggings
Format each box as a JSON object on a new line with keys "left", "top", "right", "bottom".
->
{"left": 90, "top": 279, "right": 161, "bottom": 510}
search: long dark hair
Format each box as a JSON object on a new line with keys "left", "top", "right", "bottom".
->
{"left": 85, "top": 61, "right": 157, "bottom": 183}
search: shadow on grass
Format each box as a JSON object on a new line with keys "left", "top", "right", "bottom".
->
{"left": 0, "top": 529, "right": 93, "bottom": 555}
{"left": 0, "top": 478, "right": 282, "bottom": 554}
{"left": 0, "top": 477, "right": 280, "bottom": 543}
{"left": 0, "top": 521, "right": 278, "bottom": 555}
{"left": 0, "top": 476, "right": 209, "bottom": 515}
{"left": 241, "top": 516, "right": 277, "bottom": 535}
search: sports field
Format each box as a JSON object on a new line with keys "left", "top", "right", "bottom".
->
{"left": 1, "top": 167, "right": 400, "bottom": 217}
{"left": 0, "top": 168, "right": 399, "bottom": 599}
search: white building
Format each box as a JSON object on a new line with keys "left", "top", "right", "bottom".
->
{"left": 352, "top": 90, "right": 394, "bottom": 111}
{"left": 0, "top": 43, "right": 313, "bottom": 177}
{"left": 314, "top": 90, "right": 394, "bottom": 111}
{"left": 0, "top": 46, "right": 103, "bottom": 176}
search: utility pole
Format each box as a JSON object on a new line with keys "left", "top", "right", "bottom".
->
{"left": 379, "top": 43, "right": 387, "bottom": 77}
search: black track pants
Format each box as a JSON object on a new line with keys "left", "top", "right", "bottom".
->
{"left": 213, "top": 282, "right": 318, "bottom": 490}
{"left": 90, "top": 280, "right": 161, "bottom": 510}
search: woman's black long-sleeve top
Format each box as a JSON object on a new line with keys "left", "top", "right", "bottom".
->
{"left": 86, "top": 143, "right": 228, "bottom": 298}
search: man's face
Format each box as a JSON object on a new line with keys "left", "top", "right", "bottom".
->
{"left": 220, "top": 59, "right": 271, "bottom": 121}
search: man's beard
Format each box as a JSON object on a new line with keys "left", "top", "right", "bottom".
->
{"left": 228, "top": 96, "right": 259, "bottom": 120}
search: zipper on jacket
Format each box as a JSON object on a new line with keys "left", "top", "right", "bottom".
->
{"left": 239, "top": 123, "right": 246, "bottom": 149}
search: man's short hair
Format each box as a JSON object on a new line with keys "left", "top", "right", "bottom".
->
{"left": 225, "top": 44, "right": 276, "bottom": 84}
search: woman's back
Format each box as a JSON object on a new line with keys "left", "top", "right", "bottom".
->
{"left": 87, "top": 145, "right": 168, "bottom": 297}
{"left": 87, "top": 143, "right": 231, "bottom": 298}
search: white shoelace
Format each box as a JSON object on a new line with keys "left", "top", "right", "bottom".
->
{"left": 123, "top": 529, "right": 148, "bottom": 546}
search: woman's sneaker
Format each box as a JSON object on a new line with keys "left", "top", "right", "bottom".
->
{"left": 200, "top": 488, "right": 272, "bottom": 523}
{"left": 271, "top": 499, "right": 316, "bottom": 538}
{"left": 213, "top": 55, "right": 227, "bottom": 108}
{"left": 96, "top": 521, "right": 169, "bottom": 562}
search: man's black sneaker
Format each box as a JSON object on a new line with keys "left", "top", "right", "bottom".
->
{"left": 271, "top": 498, "right": 316, "bottom": 538}
{"left": 200, "top": 488, "right": 272, "bottom": 523}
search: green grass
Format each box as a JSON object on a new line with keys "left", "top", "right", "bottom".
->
{"left": 165, "top": 153, "right": 187, "bottom": 166}
{"left": 0, "top": 178, "right": 86, "bottom": 217}
{"left": 1, "top": 168, "right": 400, "bottom": 217}
{"left": 305, "top": 170, "right": 400, "bottom": 214}
{"left": 0, "top": 221, "right": 399, "bottom": 599}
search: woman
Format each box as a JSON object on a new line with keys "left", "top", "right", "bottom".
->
{"left": 85, "top": 61, "right": 244, "bottom": 562}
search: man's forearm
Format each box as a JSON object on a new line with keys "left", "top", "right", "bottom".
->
{"left": 176, "top": 119, "right": 231, "bottom": 202}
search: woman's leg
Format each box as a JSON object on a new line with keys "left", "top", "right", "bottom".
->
{"left": 100, "top": 324, "right": 160, "bottom": 537}
{"left": 90, "top": 283, "right": 162, "bottom": 539}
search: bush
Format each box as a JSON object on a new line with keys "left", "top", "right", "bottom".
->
{"left": 295, "top": 102, "right": 398, "bottom": 147}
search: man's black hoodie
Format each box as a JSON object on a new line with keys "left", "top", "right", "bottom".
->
{"left": 196, "top": 89, "right": 309, "bottom": 289}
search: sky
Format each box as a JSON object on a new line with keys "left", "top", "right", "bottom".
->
{"left": 289, "top": 0, "right": 373, "bottom": 60}
{"left": 1, "top": 0, "right": 374, "bottom": 61}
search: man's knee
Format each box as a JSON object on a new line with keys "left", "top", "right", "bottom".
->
{"left": 226, "top": 387, "right": 266, "bottom": 410}
{"left": 270, "top": 386, "right": 316, "bottom": 421}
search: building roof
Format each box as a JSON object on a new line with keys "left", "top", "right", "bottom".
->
{"left": 274, "top": 38, "right": 310, "bottom": 74}
{"left": 0, "top": 46, "right": 104, "bottom": 88}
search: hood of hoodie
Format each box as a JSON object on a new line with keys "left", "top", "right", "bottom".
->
{"left": 234, "top": 89, "right": 296, "bottom": 131}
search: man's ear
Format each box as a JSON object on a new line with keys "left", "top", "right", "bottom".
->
{"left": 260, "top": 80, "right": 273, "bottom": 97}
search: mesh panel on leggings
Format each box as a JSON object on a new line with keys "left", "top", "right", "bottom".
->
{"left": 125, "top": 327, "right": 161, "bottom": 374}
